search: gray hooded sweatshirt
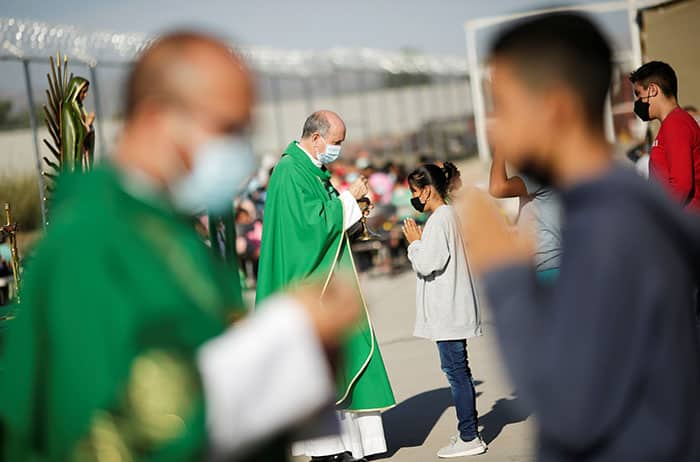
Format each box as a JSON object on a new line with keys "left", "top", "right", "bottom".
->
{"left": 407, "top": 204, "right": 482, "bottom": 341}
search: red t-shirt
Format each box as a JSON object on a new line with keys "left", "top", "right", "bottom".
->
{"left": 650, "top": 107, "right": 700, "bottom": 211}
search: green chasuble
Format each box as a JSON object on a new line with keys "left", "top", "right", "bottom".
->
{"left": 0, "top": 166, "right": 282, "bottom": 461}
{"left": 256, "top": 142, "right": 395, "bottom": 412}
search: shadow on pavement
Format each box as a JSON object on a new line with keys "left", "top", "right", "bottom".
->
{"left": 371, "top": 385, "right": 483, "bottom": 459}
{"left": 479, "top": 394, "right": 532, "bottom": 444}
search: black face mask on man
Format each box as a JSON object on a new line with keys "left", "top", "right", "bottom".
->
{"left": 633, "top": 88, "right": 653, "bottom": 122}
{"left": 634, "top": 99, "right": 651, "bottom": 122}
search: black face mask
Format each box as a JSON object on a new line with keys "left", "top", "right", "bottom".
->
{"left": 634, "top": 98, "right": 651, "bottom": 122}
{"left": 410, "top": 196, "right": 426, "bottom": 213}
{"left": 633, "top": 88, "right": 653, "bottom": 122}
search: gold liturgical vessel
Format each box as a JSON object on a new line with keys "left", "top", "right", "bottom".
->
{"left": 356, "top": 198, "right": 382, "bottom": 241}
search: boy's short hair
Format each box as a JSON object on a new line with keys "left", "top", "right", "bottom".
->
{"left": 490, "top": 13, "right": 612, "bottom": 130}
{"left": 629, "top": 61, "right": 678, "bottom": 99}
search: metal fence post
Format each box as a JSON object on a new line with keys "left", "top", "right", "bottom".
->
{"left": 381, "top": 72, "right": 394, "bottom": 157}
{"left": 413, "top": 82, "right": 429, "bottom": 156}
{"left": 270, "top": 75, "right": 286, "bottom": 151}
{"left": 88, "top": 64, "right": 107, "bottom": 161}
{"left": 357, "top": 69, "right": 372, "bottom": 145}
{"left": 21, "top": 59, "right": 48, "bottom": 228}
{"left": 301, "top": 75, "right": 314, "bottom": 116}
{"left": 397, "top": 83, "right": 413, "bottom": 155}
{"left": 466, "top": 24, "right": 490, "bottom": 162}
{"left": 330, "top": 65, "right": 344, "bottom": 115}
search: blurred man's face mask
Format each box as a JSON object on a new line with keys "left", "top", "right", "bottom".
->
{"left": 518, "top": 159, "right": 554, "bottom": 189}
{"left": 168, "top": 110, "right": 256, "bottom": 214}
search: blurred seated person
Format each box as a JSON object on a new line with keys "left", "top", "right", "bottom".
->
{"left": 391, "top": 168, "right": 413, "bottom": 221}
{"left": 235, "top": 207, "right": 262, "bottom": 287}
{"left": 626, "top": 127, "right": 652, "bottom": 178}
{"left": 0, "top": 238, "right": 11, "bottom": 278}
{"left": 369, "top": 163, "right": 396, "bottom": 206}
{"left": 0, "top": 239, "right": 11, "bottom": 306}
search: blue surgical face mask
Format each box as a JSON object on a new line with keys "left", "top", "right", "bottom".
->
{"left": 318, "top": 136, "right": 342, "bottom": 164}
{"left": 170, "top": 135, "right": 256, "bottom": 214}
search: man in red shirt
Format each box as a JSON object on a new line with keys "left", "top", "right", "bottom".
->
{"left": 630, "top": 61, "right": 700, "bottom": 211}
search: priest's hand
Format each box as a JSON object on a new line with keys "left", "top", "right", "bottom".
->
{"left": 348, "top": 175, "right": 369, "bottom": 200}
{"left": 402, "top": 218, "right": 423, "bottom": 244}
{"left": 458, "top": 187, "right": 533, "bottom": 275}
{"left": 290, "top": 279, "right": 361, "bottom": 350}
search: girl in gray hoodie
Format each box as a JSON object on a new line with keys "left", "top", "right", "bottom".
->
{"left": 402, "top": 162, "right": 484, "bottom": 458}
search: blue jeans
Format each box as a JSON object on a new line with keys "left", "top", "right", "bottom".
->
{"left": 437, "top": 340, "right": 479, "bottom": 441}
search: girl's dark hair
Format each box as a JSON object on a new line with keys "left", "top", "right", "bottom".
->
{"left": 408, "top": 162, "right": 460, "bottom": 200}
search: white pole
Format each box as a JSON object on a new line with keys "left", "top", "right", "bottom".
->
{"left": 465, "top": 23, "right": 490, "bottom": 162}
{"left": 604, "top": 92, "right": 616, "bottom": 143}
{"left": 21, "top": 59, "right": 48, "bottom": 228}
{"left": 467, "top": 1, "right": 629, "bottom": 30}
{"left": 88, "top": 65, "right": 107, "bottom": 162}
{"left": 627, "top": 0, "right": 644, "bottom": 69}
{"left": 626, "top": 0, "right": 651, "bottom": 144}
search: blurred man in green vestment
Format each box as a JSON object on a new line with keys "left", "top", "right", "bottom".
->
{"left": 0, "top": 32, "right": 362, "bottom": 462}
{"left": 257, "top": 111, "right": 396, "bottom": 462}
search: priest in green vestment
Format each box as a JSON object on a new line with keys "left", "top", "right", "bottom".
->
{"left": 0, "top": 33, "right": 363, "bottom": 462}
{"left": 256, "top": 111, "right": 396, "bottom": 462}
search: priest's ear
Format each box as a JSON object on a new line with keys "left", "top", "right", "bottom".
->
{"left": 310, "top": 132, "right": 325, "bottom": 150}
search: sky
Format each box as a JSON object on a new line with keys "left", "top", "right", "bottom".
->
{"left": 2, "top": 0, "right": 632, "bottom": 56}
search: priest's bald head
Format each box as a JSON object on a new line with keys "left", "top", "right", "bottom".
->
{"left": 115, "top": 31, "right": 255, "bottom": 201}
{"left": 298, "top": 110, "right": 346, "bottom": 164}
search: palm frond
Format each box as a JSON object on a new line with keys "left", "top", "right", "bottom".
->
{"left": 43, "top": 106, "right": 59, "bottom": 143}
{"left": 42, "top": 156, "right": 60, "bottom": 171}
{"left": 41, "top": 139, "right": 60, "bottom": 162}
{"left": 43, "top": 53, "right": 67, "bottom": 177}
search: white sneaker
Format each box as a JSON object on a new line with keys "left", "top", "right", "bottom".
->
{"left": 437, "top": 435, "right": 487, "bottom": 458}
